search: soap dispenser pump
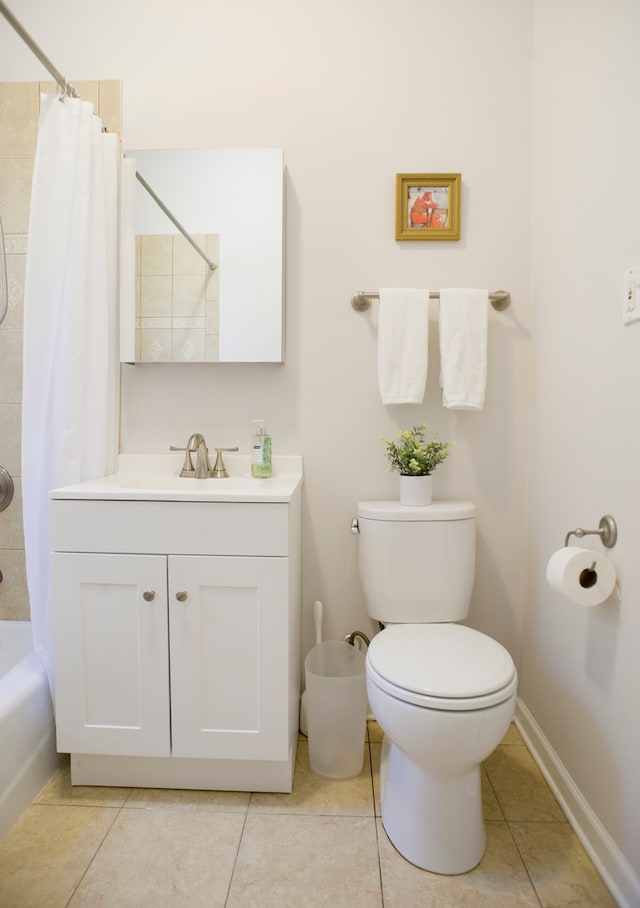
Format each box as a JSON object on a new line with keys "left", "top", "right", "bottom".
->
{"left": 251, "top": 419, "right": 272, "bottom": 478}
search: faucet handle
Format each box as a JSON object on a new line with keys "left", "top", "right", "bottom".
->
{"left": 169, "top": 445, "right": 195, "bottom": 477}
{"left": 211, "top": 446, "right": 239, "bottom": 479}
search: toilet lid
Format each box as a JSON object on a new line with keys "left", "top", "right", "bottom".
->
{"left": 366, "top": 624, "right": 516, "bottom": 709}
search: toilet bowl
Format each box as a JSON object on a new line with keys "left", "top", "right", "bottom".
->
{"left": 355, "top": 498, "right": 517, "bottom": 874}
{"left": 366, "top": 623, "right": 517, "bottom": 874}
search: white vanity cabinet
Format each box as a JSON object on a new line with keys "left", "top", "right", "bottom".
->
{"left": 50, "top": 460, "right": 302, "bottom": 792}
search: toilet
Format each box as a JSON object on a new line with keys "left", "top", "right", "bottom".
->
{"left": 356, "top": 499, "right": 517, "bottom": 875}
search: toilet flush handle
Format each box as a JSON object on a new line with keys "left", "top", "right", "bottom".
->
{"left": 351, "top": 518, "right": 360, "bottom": 534}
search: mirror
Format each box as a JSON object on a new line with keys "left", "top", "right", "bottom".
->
{"left": 120, "top": 148, "right": 284, "bottom": 363}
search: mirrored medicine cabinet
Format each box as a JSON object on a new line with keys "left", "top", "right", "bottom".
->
{"left": 120, "top": 147, "right": 284, "bottom": 364}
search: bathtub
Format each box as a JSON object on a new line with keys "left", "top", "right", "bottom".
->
{"left": 0, "top": 620, "right": 60, "bottom": 839}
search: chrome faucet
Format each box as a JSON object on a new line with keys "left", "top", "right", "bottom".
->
{"left": 170, "top": 435, "right": 238, "bottom": 478}
{"left": 170, "top": 433, "right": 209, "bottom": 477}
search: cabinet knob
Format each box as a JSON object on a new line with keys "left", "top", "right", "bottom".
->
{"left": 142, "top": 590, "right": 155, "bottom": 602}
{"left": 175, "top": 590, "right": 188, "bottom": 602}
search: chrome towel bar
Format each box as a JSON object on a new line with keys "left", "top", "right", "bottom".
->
{"left": 351, "top": 289, "right": 511, "bottom": 312}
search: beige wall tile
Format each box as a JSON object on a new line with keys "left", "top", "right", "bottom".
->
{"left": 205, "top": 332, "right": 219, "bottom": 362}
{"left": 2, "top": 234, "right": 28, "bottom": 255}
{"left": 140, "top": 275, "right": 172, "bottom": 317}
{"left": 0, "top": 476, "right": 23, "bottom": 549}
{"left": 0, "top": 547, "right": 28, "bottom": 620}
{"left": 206, "top": 233, "right": 220, "bottom": 263}
{"left": 205, "top": 264, "right": 220, "bottom": 301}
{"left": 205, "top": 299, "right": 220, "bottom": 334}
{"left": 2, "top": 250, "right": 26, "bottom": 330}
{"left": 0, "top": 330, "right": 23, "bottom": 404}
{"left": 0, "top": 83, "right": 39, "bottom": 157}
{"left": 172, "top": 275, "right": 206, "bottom": 317}
{"left": 97, "top": 80, "right": 122, "bottom": 137}
{"left": 70, "top": 81, "right": 98, "bottom": 107}
{"left": 140, "top": 235, "right": 172, "bottom": 276}
{"left": 139, "top": 327, "right": 172, "bottom": 362}
{"left": 0, "top": 403, "right": 21, "bottom": 475}
{"left": 172, "top": 327, "right": 206, "bottom": 362}
{"left": 172, "top": 234, "right": 207, "bottom": 275}
{"left": 0, "top": 158, "right": 34, "bottom": 233}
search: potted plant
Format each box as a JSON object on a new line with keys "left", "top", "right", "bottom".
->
{"left": 382, "top": 423, "right": 453, "bottom": 506}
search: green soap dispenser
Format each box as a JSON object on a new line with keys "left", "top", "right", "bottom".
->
{"left": 251, "top": 419, "right": 272, "bottom": 478}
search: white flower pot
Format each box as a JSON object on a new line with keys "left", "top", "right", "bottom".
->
{"left": 399, "top": 474, "right": 433, "bottom": 507}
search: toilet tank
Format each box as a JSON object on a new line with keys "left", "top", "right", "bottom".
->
{"left": 356, "top": 500, "right": 476, "bottom": 623}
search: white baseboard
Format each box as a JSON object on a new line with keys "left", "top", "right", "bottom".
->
{"left": 515, "top": 698, "right": 640, "bottom": 908}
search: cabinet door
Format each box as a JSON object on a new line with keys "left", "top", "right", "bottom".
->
{"left": 52, "top": 553, "right": 170, "bottom": 757}
{"left": 169, "top": 555, "right": 289, "bottom": 760}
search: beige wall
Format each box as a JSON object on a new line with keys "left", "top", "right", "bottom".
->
{"left": 522, "top": 0, "right": 640, "bottom": 893}
{"left": 0, "top": 80, "right": 121, "bottom": 620}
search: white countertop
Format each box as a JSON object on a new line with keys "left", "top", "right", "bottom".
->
{"left": 49, "top": 454, "right": 303, "bottom": 503}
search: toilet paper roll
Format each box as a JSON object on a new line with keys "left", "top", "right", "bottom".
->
{"left": 546, "top": 546, "right": 616, "bottom": 606}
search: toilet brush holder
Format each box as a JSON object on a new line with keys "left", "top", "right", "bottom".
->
{"left": 305, "top": 640, "right": 367, "bottom": 779}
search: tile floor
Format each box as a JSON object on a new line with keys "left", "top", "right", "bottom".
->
{"left": 0, "top": 722, "right": 617, "bottom": 907}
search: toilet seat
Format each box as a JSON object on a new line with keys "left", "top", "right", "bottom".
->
{"left": 366, "top": 624, "right": 517, "bottom": 711}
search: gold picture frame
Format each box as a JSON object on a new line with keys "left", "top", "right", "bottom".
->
{"left": 395, "top": 173, "right": 461, "bottom": 241}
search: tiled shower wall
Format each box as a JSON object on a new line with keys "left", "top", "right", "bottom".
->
{"left": 0, "top": 80, "right": 121, "bottom": 621}
{"left": 137, "top": 233, "right": 220, "bottom": 362}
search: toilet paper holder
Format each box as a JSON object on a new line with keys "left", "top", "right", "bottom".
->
{"left": 564, "top": 515, "right": 617, "bottom": 549}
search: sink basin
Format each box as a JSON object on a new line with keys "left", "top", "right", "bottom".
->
{"left": 49, "top": 454, "right": 303, "bottom": 503}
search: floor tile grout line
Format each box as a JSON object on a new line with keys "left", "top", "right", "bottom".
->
{"left": 63, "top": 800, "right": 125, "bottom": 908}
{"left": 223, "top": 806, "right": 250, "bottom": 908}
{"left": 504, "top": 820, "right": 545, "bottom": 908}
{"left": 369, "top": 740, "right": 387, "bottom": 908}
{"left": 482, "top": 764, "right": 507, "bottom": 822}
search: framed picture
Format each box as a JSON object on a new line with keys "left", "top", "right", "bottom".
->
{"left": 395, "top": 173, "right": 461, "bottom": 241}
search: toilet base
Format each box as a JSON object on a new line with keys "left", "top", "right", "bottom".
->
{"left": 380, "top": 737, "right": 486, "bottom": 874}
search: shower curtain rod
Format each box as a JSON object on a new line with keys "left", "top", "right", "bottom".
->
{"left": 133, "top": 170, "right": 216, "bottom": 271}
{"left": 0, "top": 0, "right": 217, "bottom": 273}
{"left": 0, "top": 0, "right": 79, "bottom": 98}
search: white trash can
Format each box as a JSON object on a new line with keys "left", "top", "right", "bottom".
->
{"left": 305, "top": 640, "right": 367, "bottom": 779}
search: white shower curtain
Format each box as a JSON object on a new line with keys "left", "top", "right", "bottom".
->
{"left": 22, "top": 94, "right": 120, "bottom": 695}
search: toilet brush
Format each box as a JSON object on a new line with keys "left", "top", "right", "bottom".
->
{"left": 299, "top": 599, "right": 323, "bottom": 735}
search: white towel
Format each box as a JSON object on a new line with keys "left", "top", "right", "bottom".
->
{"left": 377, "top": 288, "right": 429, "bottom": 405}
{"left": 439, "top": 288, "right": 488, "bottom": 410}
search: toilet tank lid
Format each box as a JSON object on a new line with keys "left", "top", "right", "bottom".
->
{"left": 357, "top": 500, "right": 475, "bottom": 521}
